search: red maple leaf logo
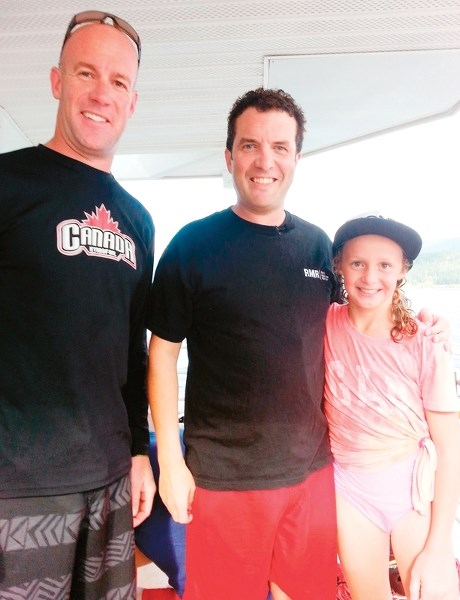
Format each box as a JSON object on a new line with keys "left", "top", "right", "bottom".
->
{"left": 82, "top": 204, "right": 121, "bottom": 234}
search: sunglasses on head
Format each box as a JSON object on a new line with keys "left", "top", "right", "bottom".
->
{"left": 61, "top": 11, "right": 141, "bottom": 64}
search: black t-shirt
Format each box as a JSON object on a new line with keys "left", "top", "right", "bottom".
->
{"left": 148, "top": 208, "right": 339, "bottom": 490}
{"left": 0, "top": 145, "right": 154, "bottom": 497}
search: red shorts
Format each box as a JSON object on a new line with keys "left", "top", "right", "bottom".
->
{"left": 183, "top": 464, "right": 337, "bottom": 600}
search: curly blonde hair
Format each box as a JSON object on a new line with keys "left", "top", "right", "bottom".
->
{"left": 333, "top": 251, "right": 418, "bottom": 342}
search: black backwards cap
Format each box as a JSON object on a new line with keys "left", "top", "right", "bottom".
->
{"left": 333, "top": 212, "right": 422, "bottom": 262}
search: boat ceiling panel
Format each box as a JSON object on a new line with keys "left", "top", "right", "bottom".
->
{"left": 0, "top": 0, "right": 459, "bottom": 180}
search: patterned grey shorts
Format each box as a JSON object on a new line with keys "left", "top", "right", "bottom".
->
{"left": 0, "top": 474, "right": 135, "bottom": 599}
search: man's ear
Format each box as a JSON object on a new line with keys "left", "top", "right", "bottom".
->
{"left": 49, "top": 66, "right": 62, "bottom": 100}
{"left": 224, "top": 148, "right": 233, "bottom": 174}
{"left": 128, "top": 90, "right": 138, "bottom": 118}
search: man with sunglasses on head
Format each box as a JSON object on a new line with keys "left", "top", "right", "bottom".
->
{"left": 0, "top": 12, "right": 155, "bottom": 599}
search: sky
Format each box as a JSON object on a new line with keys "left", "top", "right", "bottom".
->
{"left": 122, "top": 110, "right": 460, "bottom": 260}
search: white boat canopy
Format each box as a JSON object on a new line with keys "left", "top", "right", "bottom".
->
{"left": 1, "top": 0, "right": 459, "bottom": 182}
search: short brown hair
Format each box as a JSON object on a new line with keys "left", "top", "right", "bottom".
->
{"left": 226, "top": 88, "right": 306, "bottom": 154}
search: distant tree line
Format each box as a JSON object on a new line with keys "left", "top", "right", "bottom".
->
{"left": 409, "top": 239, "right": 460, "bottom": 286}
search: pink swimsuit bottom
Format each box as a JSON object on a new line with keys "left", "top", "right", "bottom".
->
{"left": 333, "top": 452, "right": 417, "bottom": 534}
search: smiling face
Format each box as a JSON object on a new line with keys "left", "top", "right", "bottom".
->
{"left": 339, "top": 234, "right": 408, "bottom": 316}
{"left": 47, "top": 23, "right": 138, "bottom": 171}
{"left": 224, "top": 107, "right": 301, "bottom": 224}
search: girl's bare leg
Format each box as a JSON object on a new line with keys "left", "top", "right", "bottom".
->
{"left": 393, "top": 509, "right": 458, "bottom": 599}
{"left": 336, "top": 493, "right": 393, "bottom": 600}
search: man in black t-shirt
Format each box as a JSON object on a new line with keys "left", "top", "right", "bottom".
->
{"left": 148, "top": 89, "right": 338, "bottom": 600}
{"left": 0, "top": 12, "right": 155, "bottom": 599}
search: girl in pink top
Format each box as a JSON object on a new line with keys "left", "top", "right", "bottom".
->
{"left": 324, "top": 214, "right": 460, "bottom": 600}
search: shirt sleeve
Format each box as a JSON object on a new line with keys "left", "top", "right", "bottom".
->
{"left": 124, "top": 223, "right": 155, "bottom": 456}
{"left": 420, "top": 327, "right": 460, "bottom": 413}
{"left": 146, "top": 229, "right": 194, "bottom": 343}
